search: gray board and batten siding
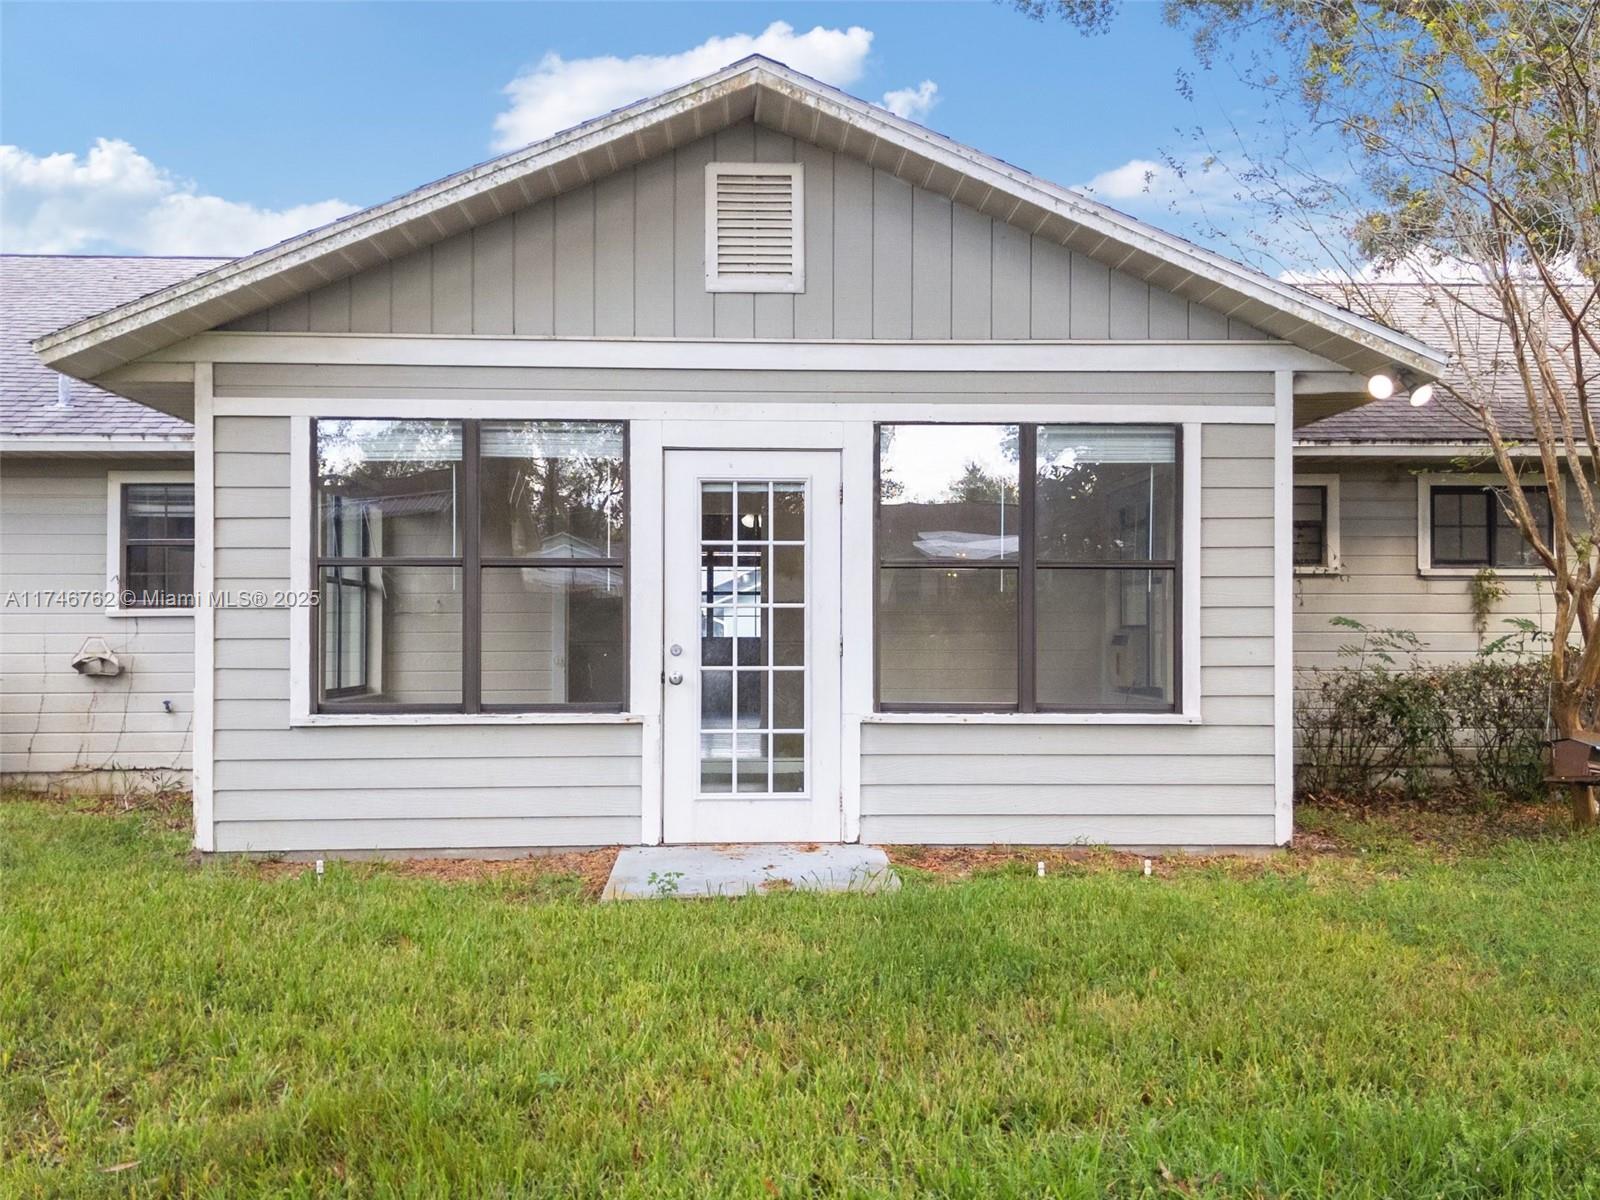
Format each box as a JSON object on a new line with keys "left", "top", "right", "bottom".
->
{"left": 224, "top": 122, "right": 1266, "bottom": 346}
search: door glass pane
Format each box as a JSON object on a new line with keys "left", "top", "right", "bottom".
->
{"left": 772, "top": 734, "right": 805, "bottom": 793}
{"left": 698, "top": 480, "right": 807, "bottom": 797}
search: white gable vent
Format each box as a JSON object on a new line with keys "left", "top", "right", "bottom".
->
{"left": 705, "top": 163, "right": 804, "bottom": 293}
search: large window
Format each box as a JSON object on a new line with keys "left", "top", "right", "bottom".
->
{"left": 1428, "top": 483, "right": 1550, "bottom": 569}
{"left": 118, "top": 482, "right": 195, "bottom": 609}
{"left": 313, "top": 418, "right": 626, "bottom": 712}
{"left": 876, "top": 423, "right": 1179, "bottom": 713}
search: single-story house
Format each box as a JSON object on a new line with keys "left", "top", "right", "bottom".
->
{"left": 11, "top": 57, "right": 1466, "bottom": 852}
{"left": 2, "top": 254, "right": 223, "bottom": 790}
{"left": 1293, "top": 283, "right": 1581, "bottom": 668}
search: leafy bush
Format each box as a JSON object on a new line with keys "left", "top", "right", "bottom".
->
{"left": 1296, "top": 618, "right": 1554, "bottom": 804}
{"left": 1434, "top": 657, "right": 1551, "bottom": 801}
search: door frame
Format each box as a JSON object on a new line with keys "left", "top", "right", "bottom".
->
{"left": 632, "top": 421, "right": 873, "bottom": 846}
{"left": 660, "top": 448, "right": 843, "bottom": 844}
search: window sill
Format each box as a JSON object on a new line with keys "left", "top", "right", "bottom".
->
{"left": 104, "top": 607, "right": 195, "bottom": 619}
{"left": 864, "top": 711, "right": 1201, "bottom": 726}
{"left": 1419, "top": 566, "right": 1549, "bottom": 579}
{"left": 1293, "top": 564, "right": 1342, "bottom": 576}
{"left": 291, "top": 711, "right": 645, "bottom": 727}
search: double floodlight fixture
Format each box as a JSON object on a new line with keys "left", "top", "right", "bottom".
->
{"left": 1367, "top": 368, "right": 1436, "bottom": 407}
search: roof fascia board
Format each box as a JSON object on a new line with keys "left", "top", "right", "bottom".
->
{"left": 36, "top": 56, "right": 1446, "bottom": 380}
{"left": 1293, "top": 441, "right": 1577, "bottom": 458}
{"left": 0, "top": 435, "right": 193, "bottom": 455}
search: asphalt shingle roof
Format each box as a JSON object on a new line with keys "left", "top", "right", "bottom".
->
{"left": 1297, "top": 282, "right": 1594, "bottom": 444}
{"left": 2, "top": 254, "right": 227, "bottom": 440}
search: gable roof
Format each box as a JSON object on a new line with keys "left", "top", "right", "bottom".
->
{"left": 2, "top": 254, "right": 223, "bottom": 445}
{"left": 1298, "top": 283, "right": 1588, "bottom": 445}
{"left": 34, "top": 57, "right": 1445, "bottom": 384}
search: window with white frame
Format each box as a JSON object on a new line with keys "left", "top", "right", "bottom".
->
{"left": 704, "top": 163, "right": 804, "bottom": 293}
{"left": 1292, "top": 475, "right": 1341, "bottom": 572}
{"left": 875, "top": 423, "right": 1180, "bottom": 713}
{"left": 1422, "top": 478, "right": 1551, "bottom": 571}
{"left": 106, "top": 472, "right": 195, "bottom": 612}
{"left": 312, "top": 418, "right": 628, "bottom": 713}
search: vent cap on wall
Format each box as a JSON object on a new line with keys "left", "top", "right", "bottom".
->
{"left": 704, "top": 163, "right": 805, "bottom": 293}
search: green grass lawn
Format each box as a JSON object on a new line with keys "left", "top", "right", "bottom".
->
{"left": 4, "top": 798, "right": 1599, "bottom": 1198}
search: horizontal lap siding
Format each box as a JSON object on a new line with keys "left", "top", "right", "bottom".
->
{"left": 0, "top": 458, "right": 194, "bottom": 784}
{"left": 209, "top": 416, "right": 641, "bottom": 852}
{"left": 1293, "top": 462, "right": 1558, "bottom": 669}
{"left": 860, "top": 422, "right": 1277, "bottom": 846}
{"left": 227, "top": 123, "right": 1264, "bottom": 344}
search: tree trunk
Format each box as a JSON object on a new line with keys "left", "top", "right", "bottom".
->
{"left": 1573, "top": 785, "right": 1600, "bottom": 830}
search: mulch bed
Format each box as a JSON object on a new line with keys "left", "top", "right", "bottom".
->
{"left": 251, "top": 848, "right": 622, "bottom": 899}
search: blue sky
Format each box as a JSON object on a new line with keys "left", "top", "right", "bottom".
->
{"left": 1, "top": 2, "right": 1286, "bottom": 261}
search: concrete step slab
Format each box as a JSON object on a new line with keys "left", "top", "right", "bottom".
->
{"left": 602, "top": 844, "right": 898, "bottom": 900}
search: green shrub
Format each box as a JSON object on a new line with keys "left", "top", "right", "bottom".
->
{"left": 1296, "top": 618, "right": 1554, "bottom": 804}
{"left": 1433, "top": 657, "right": 1550, "bottom": 802}
{"left": 1295, "top": 620, "right": 1449, "bottom": 799}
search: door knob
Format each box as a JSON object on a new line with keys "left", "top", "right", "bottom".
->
{"left": 667, "top": 671, "right": 684, "bottom": 685}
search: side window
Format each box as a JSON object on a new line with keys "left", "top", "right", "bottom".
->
{"left": 1292, "top": 476, "right": 1340, "bottom": 572}
{"left": 119, "top": 482, "right": 196, "bottom": 608}
{"left": 1429, "top": 484, "right": 1549, "bottom": 569}
{"left": 1292, "top": 485, "right": 1327, "bottom": 568}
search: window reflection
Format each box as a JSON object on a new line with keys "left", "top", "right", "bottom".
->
{"left": 877, "top": 425, "right": 1020, "bottom": 561}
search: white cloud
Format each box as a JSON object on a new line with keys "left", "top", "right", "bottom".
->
{"left": 881, "top": 80, "right": 939, "bottom": 121}
{"left": 0, "top": 138, "right": 355, "bottom": 256}
{"left": 1077, "top": 156, "right": 1253, "bottom": 214}
{"left": 493, "top": 22, "right": 877, "bottom": 151}
{"left": 1079, "top": 158, "right": 1168, "bottom": 201}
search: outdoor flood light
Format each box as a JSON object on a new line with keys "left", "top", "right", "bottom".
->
{"left": 1410, "top": 382, "right": 1436, "bottom": 407}
{"left": 1367, "top": 372, "right": 1396, "bottom": 399}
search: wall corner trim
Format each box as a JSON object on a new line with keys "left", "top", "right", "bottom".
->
{"left": 191, "top": 362, "right": 216, "bottom": 852}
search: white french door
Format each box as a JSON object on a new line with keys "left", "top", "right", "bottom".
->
{"left": 661, "top": 450, "right": 842, "bottom": 843}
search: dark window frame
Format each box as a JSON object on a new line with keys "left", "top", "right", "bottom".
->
{"left": 1428, "top": 483, "right": 1552, "bottom": 569}
{"left": 310, "top": 418, "right": 629, "bottom": 715}
{"left": 119, "top": 481, "right": 196, "bottom": 610}
{"left": 872, "top": 422, "right": 1182, "bottom": 715}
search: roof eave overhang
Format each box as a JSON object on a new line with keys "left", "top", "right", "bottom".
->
{"left": 35, "top": 57, "right": 1448, "bottom": 382}
{"left": 1294, "top": 440, "right": 1582, "bottom": 458}
{"left": 0, "top": 433, "right": 194, "bottom": 457}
